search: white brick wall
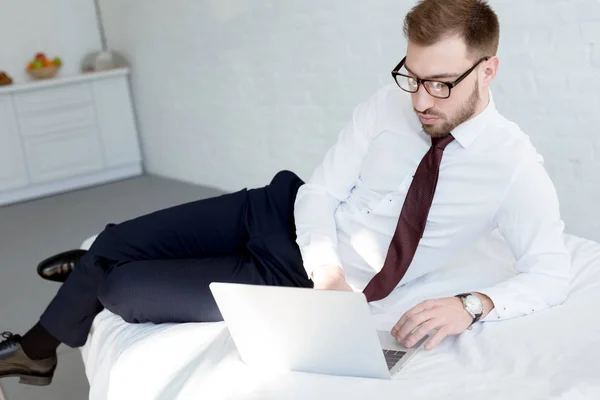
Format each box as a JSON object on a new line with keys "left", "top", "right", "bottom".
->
{"left": 492, "top": 0, "right": 600, "bottom": 242}
{"left": 100, "top": 0, "right": 600, "bottom": 242}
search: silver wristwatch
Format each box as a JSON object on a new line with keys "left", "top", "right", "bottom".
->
{"left": 455, "top": 293, "right": 483, "bottom": 327}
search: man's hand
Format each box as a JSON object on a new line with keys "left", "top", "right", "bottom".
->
{"left": 391, "top": 294, "right": 492, "bottom": 351}
{"left": 312, "top": 265, "right": 352, "bottom": 291}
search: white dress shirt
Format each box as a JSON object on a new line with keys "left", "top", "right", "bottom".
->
{"left": 294, "top": 84, "right": 571, "bottom": 322}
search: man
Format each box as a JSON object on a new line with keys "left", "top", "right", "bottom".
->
{"left": 1, "top": 0, "right": 570, "bottom": 387}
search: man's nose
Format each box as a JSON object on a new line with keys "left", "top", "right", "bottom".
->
{"left": 412, "top": 85, "right": 435, "bottom": 113}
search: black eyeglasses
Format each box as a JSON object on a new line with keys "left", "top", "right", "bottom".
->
{"left": 391, "top": 56, "right": 490, "bottom": 99}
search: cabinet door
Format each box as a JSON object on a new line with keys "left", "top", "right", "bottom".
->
{"left": 23, "top": 127, "right": 104, "bottom": 184}
{"left": 0, "top": 95, "right": 28, "bottom": 191}
{"left": 92, "top": 76, "right": 142, "bottom": 167}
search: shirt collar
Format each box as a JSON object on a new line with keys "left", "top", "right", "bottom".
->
{"left": 450, "top": 90, "right": 497, "bottom": 149}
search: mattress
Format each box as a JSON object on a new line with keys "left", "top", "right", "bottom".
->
{"left": 80, "top": 230, "right": 600, "bottom": 399}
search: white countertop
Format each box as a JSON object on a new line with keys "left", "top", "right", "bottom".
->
{"left": 0, "top": 68, "right": 130, "bottom": 95}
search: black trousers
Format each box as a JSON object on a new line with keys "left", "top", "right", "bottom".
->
{"left": 39, "top": 170, "right": 313, "bottom": 348}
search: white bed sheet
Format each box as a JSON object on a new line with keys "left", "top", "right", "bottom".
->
{"left": 80, "top": 231, "right": 600, "bottom": 400}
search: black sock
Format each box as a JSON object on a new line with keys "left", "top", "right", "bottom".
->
{"left": 20, "top": 322, "right": 61, "bottom": 360}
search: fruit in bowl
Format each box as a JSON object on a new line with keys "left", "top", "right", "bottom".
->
{"left": 26, "top": 52, "right": 62, "bottom": 79}
{"left": 0, "top": 71, "right": 13, "bottom": 86}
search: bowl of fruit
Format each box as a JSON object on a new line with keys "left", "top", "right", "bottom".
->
{"left": 26, "top": 53, "right": 63, "bottom": 80}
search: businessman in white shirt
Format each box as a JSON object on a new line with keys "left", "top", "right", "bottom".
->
{"left": 297, "top": 0, "right": 571, "bottom": 350}
{"left": 1, "top": 0, "right": 570, "bottom": 387}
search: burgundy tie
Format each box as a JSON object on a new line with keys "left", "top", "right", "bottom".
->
{"left": 363, "top": 134, "right": 455, "bottom": 302}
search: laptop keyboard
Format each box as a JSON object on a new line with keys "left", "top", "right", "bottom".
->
{"left": 383, "top": 349, "right": 407, "bottom": 370}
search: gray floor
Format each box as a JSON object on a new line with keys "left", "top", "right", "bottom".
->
{"left": 0, "top": 175, "right": 223, "bottom": 400}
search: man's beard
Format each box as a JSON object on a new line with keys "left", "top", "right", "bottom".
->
{"left": 417, "top": 81, "right": 480, "bottom": 138}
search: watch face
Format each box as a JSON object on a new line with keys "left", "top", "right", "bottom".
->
{"left": 465, "top": 296, "right": 483, "bottom": 315}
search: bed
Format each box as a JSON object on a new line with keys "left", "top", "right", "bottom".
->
{"left": 79, "top": 230, "right": 600, "bottom": 399}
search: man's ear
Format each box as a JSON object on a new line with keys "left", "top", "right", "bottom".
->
{"left": 482, "top": 56, "right": 499, "bottom": 88}
{"left": 481, "top": 56, "right": 500, "bottom": 87}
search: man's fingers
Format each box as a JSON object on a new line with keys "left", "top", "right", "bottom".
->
{"left": 391, "top": 300, "right": 438, "bottom": 336}
{"left": 403, "top": 319, "right": 440, "bottom": 348}
{"left": 424, "top": 326, "right": 450, "bottom": 351}
{"left": 392, "top": 309, "right": 437, "bottom": 342}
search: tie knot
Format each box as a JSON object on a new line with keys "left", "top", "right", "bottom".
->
{"left": 432, "top": 134, "right": 454, "bottom": 150}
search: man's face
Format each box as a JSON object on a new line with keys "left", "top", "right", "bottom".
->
{"left": 404, "top": 36, "right": 486, "bottom": 137}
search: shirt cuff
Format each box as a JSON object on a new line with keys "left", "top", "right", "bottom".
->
{"left": 299, "top": 242, "right": 343, "bottom": 279}
{"left": 475, "top": 287, "right": 515, "bottom": 322}
{"left": 474, "top": 288, "right": 507, "bottom": 322}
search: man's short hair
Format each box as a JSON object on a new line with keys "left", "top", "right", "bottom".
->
{"left": 404, "top": 0, "right": 500, "bottom": 60}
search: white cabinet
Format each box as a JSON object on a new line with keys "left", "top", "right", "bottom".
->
{"left": 0, "top": 69, "right": 142, "bottom": 206}
{"left": 0, "top": 95, "right": 28, "bottom": 192}
{"left": 23, "top": 127, "right": 105, "bottom": 183}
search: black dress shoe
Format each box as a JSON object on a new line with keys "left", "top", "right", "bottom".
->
{"left": 37, "top": 249, "right": 87, "bottom": 283}
{"left": 0, "top": 332, "right": 57, "bottom": 386}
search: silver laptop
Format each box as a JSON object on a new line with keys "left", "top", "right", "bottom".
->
{"left": 209, "top": 282, "right": 427, "bottom": 379}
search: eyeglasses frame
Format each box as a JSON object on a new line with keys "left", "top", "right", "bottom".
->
{"left": 391, "top": 56, "right": 490, "bottom": 99}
